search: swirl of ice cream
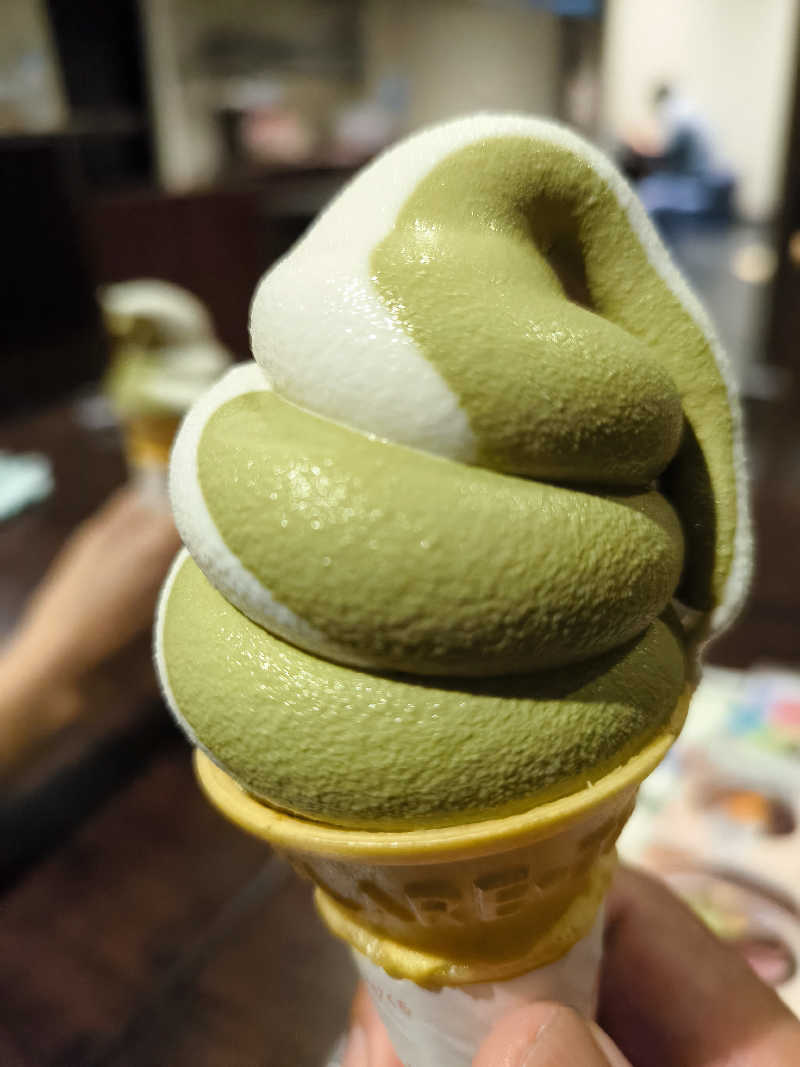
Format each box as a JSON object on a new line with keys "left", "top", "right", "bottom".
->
{"left": 155, "top": 115, "right": 748, "bottom": 829}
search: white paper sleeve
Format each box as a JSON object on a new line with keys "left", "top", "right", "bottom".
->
{"left": 327, "top": 910, "right": 603, "bottom": 1067}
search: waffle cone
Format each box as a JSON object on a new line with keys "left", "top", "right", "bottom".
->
{"left": 122, "top": 413, "right": 182, "bottom": 469}
{"left": 195, "top": 684, "right": 691, "bottom": 985}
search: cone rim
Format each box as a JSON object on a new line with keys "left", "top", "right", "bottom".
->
{"left": 193, "top": 684, "right": 690, "bottom": 863}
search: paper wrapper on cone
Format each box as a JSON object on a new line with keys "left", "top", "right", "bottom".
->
{"left": 324, "top": 918, "right": 603, "bottom": 1067}
{"left": 340, "top": 913, "right": 604, "bottom": 1067}
{"left": 194, "top": 686, "right": 690, "bottom": 1065}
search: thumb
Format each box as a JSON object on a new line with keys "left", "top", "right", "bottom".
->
{"left": 473, "top": 1002, "right": 632, "bottom": 1067}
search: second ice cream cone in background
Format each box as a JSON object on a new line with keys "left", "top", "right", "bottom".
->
{"left": 155, "top": 114, "right": 750, "bottom": 1065}
{"left": 101, "top": 280, "right": 231, "bottom": 495}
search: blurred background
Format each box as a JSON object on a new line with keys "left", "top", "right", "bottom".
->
{"left": 1, "top": 2, "right": 800, "bottom": 1064}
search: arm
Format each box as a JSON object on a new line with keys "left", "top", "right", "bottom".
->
{"left": 0, "top": 488, "right": 180, "bottom": 772}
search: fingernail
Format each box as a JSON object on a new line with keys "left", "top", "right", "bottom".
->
{"left": 519, "top": 1003, "right": 560, "bottom": 1065}
{"left": 342, "top": 1022, "right": 368, "bottom": 1067}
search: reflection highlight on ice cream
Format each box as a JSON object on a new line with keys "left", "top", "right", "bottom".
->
{"left": 100, "top": 280, "right": 231, "bottom": 497}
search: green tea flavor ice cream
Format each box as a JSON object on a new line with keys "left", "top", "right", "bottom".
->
{"left": 157, "top": 114, "right": 747, "bottom": 831}
{"left": 156, "top": 113, "right": 749, "bottom": 1066}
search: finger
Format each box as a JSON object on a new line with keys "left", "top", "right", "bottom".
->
{"left": 473, "top": 1002, "right": 631, "bottom": 1067}
{"left": 341, "top": 1021, "right": 368, "bottom": 1067}
{"left": 600, "top": 865, "right": 800, "bottom": 1067}
{"left": 346, "top": 984, "right": 403, "bottom": 1066}
{"left": 101, "top": 487, "right": 174, "bottom": 539}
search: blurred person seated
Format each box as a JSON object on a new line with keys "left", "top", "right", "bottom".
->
{"left": 618, "top": 83, "right": 735, "bottom": 238}
{"left": 0, "top": 488, "right": 179, "bottom": 774}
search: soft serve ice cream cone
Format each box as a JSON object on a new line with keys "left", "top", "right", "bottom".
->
{"left": 155, "top": 115, "right": 749, "bottom": 1064}
{"left": 101, "top": 280, "right": 231, "bottom": 493}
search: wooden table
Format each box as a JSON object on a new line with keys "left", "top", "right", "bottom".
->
{"left": 0, "top": 749, "right": 355, "bottom": 1067}
{"left": 1, "top": 394, "right": 799, "bottom": 1065}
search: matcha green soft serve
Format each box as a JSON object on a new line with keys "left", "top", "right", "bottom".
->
{"left": 156, "top": 115, "right": 749, "bottom": 829}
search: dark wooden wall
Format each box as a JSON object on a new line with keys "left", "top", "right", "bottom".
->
{"left": 88, "top": 189, "right": 278, "bottom": 360}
